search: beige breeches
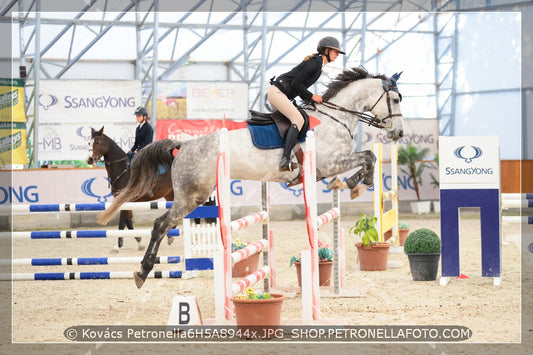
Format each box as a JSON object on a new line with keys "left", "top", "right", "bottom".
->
{"left": 267, "top": 85, "right": 304, "bottom": 130}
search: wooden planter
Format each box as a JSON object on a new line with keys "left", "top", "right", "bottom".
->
{"left": 294, "top": 260, "right": 333, "bottom": 287}
{"left": 232, "top": 251, "right": 260, "bottom": 277}
{"left": 355, "top": 242, "right": 390, "bottom": 271}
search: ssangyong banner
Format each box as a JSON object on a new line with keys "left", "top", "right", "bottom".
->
{"left": 39, "top": 80, "right": 142, "bottom": 123}
{"left": 37, "top": 80, "right": 141, "bottom": 161}
{"left": 38, "top": 122, "right": 136, "bottom": 161}
{"left": 1, "top": 165, "right": 437, "bottom": 206}
{"left": 439, "top": 135, "right": 500, "bottom": 190}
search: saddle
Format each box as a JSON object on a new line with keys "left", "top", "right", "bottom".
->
{"left": 246, "top": 108, "right": 312, "bottom": 187}
{"left": 247, "top": 108, "right": 310, "bottom": 140}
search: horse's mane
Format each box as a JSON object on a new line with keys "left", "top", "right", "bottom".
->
{"left": 322, "top": 67, "right": 388, "bottom": 101}
{"left": 93, "top": 130, "right": 126, "bottom": 156}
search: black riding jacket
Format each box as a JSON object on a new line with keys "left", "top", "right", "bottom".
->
{"left": 131, "top": 122, "right": 154, "bottom": 152}
{"left": 272, "top": 54, "right": 323, "bottom": 101}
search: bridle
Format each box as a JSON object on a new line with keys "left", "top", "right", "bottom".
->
{"left": 89, "top": 136, "right": 130, "bottom": 189}
{"left": 307, "top": 79, "right": 403, "bottom": 139}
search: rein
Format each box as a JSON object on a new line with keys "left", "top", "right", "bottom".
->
{"left": 308, "top": 86, "right": 402, "bottom": 138}
{"left": 92, "top": 140, "right": 131, "bottom": 190}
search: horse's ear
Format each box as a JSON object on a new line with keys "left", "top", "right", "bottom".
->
{"left": 98, "top": 126, "right": 104, "bottom": 134}
{"left": 391, "top": 71, "right": 403, "bottom": 81}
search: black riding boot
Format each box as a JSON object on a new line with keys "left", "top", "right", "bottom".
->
{"left": 279, "top": 124, "right": 300, "bottom": 172}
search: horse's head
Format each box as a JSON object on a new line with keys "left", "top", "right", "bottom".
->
{"left": 87, "top": 126, "right": 107, "bottom": 166}
{"left": 366, "top": 72, "right": 404, "bottom": 141}
{"left": 322, "top": 67, "right": 405, "bottom": 141}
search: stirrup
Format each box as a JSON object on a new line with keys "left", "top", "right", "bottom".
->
{"left": 279, "top": 156, "right": 298, "bottom": 172}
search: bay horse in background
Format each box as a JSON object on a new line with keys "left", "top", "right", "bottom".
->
{"left": 87, "top": 127, "right": 176, "bottom": 252}
{"left": 97, "top": 67, "right": 406, "bottom": 288}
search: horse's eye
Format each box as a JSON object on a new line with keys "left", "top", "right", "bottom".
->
{"left": 393, "top": 99, "right": 400, "bottom": 104}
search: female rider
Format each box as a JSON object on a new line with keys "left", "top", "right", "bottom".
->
{"left": 268, "top": 36, "right": 345, "bottom": 171}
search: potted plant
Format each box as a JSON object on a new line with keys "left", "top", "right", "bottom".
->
{"left": 349, "top": 213, "right": 390, "bottom": 271}
{"left": 231, "top": 287, "right": 286, "bottom": 334}
{"left": 398, "top": 221, "right": 410, "bottom": 246}
{"left": 398, "top": 142, "right": 431, "bottom": 214}
{"left": 290, "top": 240, "right": 333, "bottom": 287}
{"left": 383, "top": 221, "right": 410, "bottom": 246}
{"left": 428, "top": 153, "right": 440, "bottom": 213}
{"left": 403, "top": 228, "right": 441, "bottom": 281}
{"left": 231, "top": 238, "right": 260, "bottom": 277}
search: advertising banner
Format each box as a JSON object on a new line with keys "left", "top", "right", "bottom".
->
{"left": 439, "top": 135, "right": 500, "bottom": 189}
{"left": 38, "top": 80, "right": 142, "bottom": 124}
{"left": 1, "top": 162, "right": 437, "bottom": 207}
{"left": 147, "top": 81, "right": 249, "bottom": 121}
{"left": 37, "top": 80, "right": 142, "bottom": 161}
{"left": 186, "top": 82, "right": 248, "bottom": 120}
{"left": 38, "top": 122, "right": 136, "bottom": 161}
{"left": 156, "top": 119, "right": 247, "bottom": 140}
{"left": 0, "top": 78, "right": 28, "bottom": 166}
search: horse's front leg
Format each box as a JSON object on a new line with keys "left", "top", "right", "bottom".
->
{"left": 326, "top": 150, "right": 376, "bottom": 199}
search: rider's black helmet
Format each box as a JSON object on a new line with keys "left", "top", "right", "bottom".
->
{"left": 134, "top": 106, "right": 148, "bottom": 116}
{"left": 317, "top": 36, "right": 346, "bottom": 55}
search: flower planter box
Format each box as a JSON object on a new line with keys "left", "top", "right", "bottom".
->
{"left": 232, "top": 251, "right": 260, "bottom": 277}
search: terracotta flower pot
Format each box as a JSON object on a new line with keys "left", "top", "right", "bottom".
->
{"left": 294, "top": 260, "right": 333, "bottom": 287}
{"left": 399, "top": 228, "right": 409, "bottom": 246}
{"left": 231, "top": 293, "right": 286, "bottom": 327}
{"left": 384, "top": 229, "right": 409, "bottom": 246}
{"left": 355, "top": 242, "right": 390, "bottom": 271}
{"left": 232, "top": 251, "right": 260, "bottom": 277}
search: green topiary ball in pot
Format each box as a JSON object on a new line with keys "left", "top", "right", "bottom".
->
{"left": 404, "top": 228, "right": 441, "bottom": 254}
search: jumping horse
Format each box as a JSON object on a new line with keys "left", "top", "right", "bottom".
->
{"left": 97, "top": 67, "right": 405, "bottom": 288}
{"left": 87, "top": 127, "right": 175, "bottom": 252}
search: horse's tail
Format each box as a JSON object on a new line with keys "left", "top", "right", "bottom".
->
{"left": 97, "top": 139, "right": 182, "bottom": 225}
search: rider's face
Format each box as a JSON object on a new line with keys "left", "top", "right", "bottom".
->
{"left": 328, "top": 48, "right": 340, "bottom": 62}
{"left": 136, "top": 114, "right": 145, "bottom": 123}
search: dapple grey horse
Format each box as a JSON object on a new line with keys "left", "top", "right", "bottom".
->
{"left": 97, "top": 67, "right": 405, "bottom": 288}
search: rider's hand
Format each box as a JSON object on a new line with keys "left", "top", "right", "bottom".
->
{"left": 311, "top": 94, "right": 323, "bottom": 103}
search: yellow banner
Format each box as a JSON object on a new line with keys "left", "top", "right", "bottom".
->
{"left": 0, "top": 78, "right": 28, "bottom": 166}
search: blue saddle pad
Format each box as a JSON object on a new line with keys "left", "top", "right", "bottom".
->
{"left": 247, "top": 123, "right": 306, "bottom": 149}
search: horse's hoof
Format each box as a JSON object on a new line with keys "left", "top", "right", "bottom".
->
{"left": 110, "top": 246, "right": 120, "bottom": 253}
{"left": 138, "top": 244, "right": 146, "bottom": 251}
{"left": 327, "top": 177, "right": 342, "bottom": 190}
{"left": 134, "top": 272, "right": 145, "bottom": 289}
{"left": 167, "top": 237, "right": 174, "bottom": 245}
{"left": 350, "top": 186, "right": 363, "bottom": 199}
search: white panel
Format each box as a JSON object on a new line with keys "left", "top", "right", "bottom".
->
{"left": 439, "top": 136, "right": 500, "bottom": 189}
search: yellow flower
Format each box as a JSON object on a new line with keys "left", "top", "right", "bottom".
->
{"left": 246, "top": 287, "right": 255, "bottom": 297}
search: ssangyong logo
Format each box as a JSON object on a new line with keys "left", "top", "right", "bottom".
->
{"left": 39, "top": 93, "right": 59, "bottom": 110}
{"left": 82, "top": 177, "right": 113, "bottom": 203}
{"left": 454, "top": 145, "right": 483, "bottom": 164}
{"left": 445, "top": 145, "right": 493, "bottom": 176}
